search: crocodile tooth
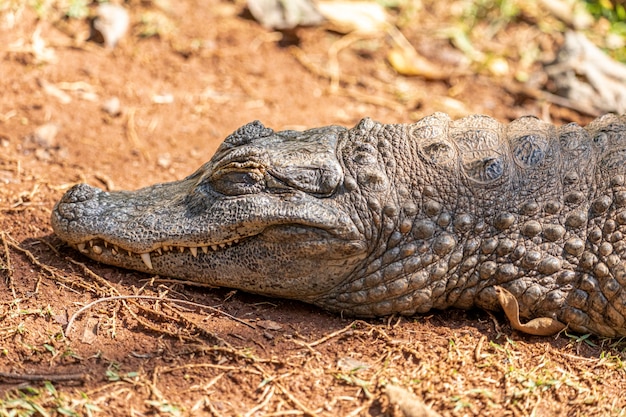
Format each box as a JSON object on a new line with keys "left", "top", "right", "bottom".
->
{"left": 141, "top": 253, "right": 153, "bottom": 269}
{"left": 89, "top": 240, "right": 94, "bottom": 247}
{"left": 111, "top": 247, "right": 118, "bottom": 255}
{"left": 179, "top": 247, "right": 184, "bottom": 253}
{"left": 92, "top": 245, "right": 103, "bottom": 255}
{"left": 201, "top": 246, "right": 208, "bottom": 254}
{"left": 211, "top": 245, "right": 218, "bottom": 251}
{"left": 190, "top": 247, "right": 198, "bottom": 257}
{"left": 128, "top": 250, "right": 132, "bottom": 257}
{"left": 233, "top": 239, "right": 239, "bottom": 244}
{"left": 219, "top": 243, "right": 226, "bottom": 249}
{"left": 77, "top": 243, "right": 87, "bottom": 253}
{"left": 104, "top": 241, "right": 108, "bottom": 248}
{"left": 157, "top": 248, "right": 162, "bottom": 255}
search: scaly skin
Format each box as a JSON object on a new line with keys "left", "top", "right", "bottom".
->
{"left": 51, "top": 113, "right": 626, "bottom": 337}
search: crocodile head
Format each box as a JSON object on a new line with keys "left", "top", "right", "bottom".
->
{"left": 51, "top": 121, "right": 371, "bottom": 301}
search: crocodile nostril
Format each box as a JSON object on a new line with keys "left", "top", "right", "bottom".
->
{"left": 60, "top": 183, "right": 101, "bottom": 204}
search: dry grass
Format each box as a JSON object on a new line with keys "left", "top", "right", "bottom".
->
{"left": 1, "top": 232, "right": 626, "bottom": 416}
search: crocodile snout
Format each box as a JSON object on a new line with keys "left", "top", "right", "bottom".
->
{"left": 52, "top": 183, "right": 105, "bottom": 239}
{"left": 58, "top": 183, "right": 101, "bottom": 204}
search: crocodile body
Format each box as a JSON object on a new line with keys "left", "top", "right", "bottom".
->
{"left": 52, "top": 113, "right": 626, "bottom": 337}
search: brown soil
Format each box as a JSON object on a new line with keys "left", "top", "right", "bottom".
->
{"left": 1, "top": 1, "right": 625, "bottom": 416}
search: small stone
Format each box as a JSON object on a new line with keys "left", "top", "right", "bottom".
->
{"left": 26, "top": 123, "right": 59, "bottom": 148}
{"left": 247, "top": 0, "right": 324, "bottom": 30}
{"left": 152, "top": 93, "right": 175, "bottom": 104}
{"left": 157, "top": 153, "right": 172, "bottom": 169}
{"left": 34, "top": 148, "right": 51, "bottom": 161}
{"left": 102, "top": 96, "right": 121, "bottom": 117}
{"left": 92, "top": 3, "right": 130, "bottom": 49}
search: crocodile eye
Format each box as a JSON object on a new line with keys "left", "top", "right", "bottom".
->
{"left": 209, "top": 163, "right": 265, "bottom": 195}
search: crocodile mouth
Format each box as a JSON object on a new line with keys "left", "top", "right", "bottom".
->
{"left": 72, "top": 237, "right": 246, "bottom": 270}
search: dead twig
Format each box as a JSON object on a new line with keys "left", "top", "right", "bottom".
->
{"left": 65, "top": 294, "right": 255, "bottom": 336}
{"left": 274, "top": 381, "right": 320, "bottom": 417}
{"left": 0, "top": 371, "right": 87, "bottom": 383}
{"left": 244, "top": 385, "right": 275, "bottom": 417}
{"left": 164, "top": 306, "right": 233, "bottom": 347}
{"left": 327, "top": 31, "right": 378, "bottom": 92}
{"left": 5, "top": 236, "right": 62, "bottom": 294}
{"left": 66, "top": 258, "right": 123, "bottom": 295}
{"left": 7, "top": 239, "right": 249, "bottom": 346}
{"left": 302, "top": 320, "right": 359, "bottom": 348}
{"left": 0, "top": 232, "right": 16, "bottom": 298}
{"left": 475, "top": 335, "right": 487, "bottom": 362}
{"left": 125, "top": 107, "right": 150, "bottom": 162}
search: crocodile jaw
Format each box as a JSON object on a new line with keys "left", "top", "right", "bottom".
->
{"left": 51, "top": 180, "right": 366, "bottom": 299}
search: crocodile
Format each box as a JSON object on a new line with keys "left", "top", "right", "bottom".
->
{"left": 51, "top": 113, "right": 626, "bottom": 337}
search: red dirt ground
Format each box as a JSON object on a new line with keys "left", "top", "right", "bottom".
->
{"left": 1, "top": 1, "right": 625, "bottom": 416}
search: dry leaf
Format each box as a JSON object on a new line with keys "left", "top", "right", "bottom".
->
{"left": 38, "top": 79, "right": 71, "bottom": 104}
{"left": 257, "top": 319, "right": 283, "bottom": 331}
{"left": 387, "top": 47, "right": 448, "bottom": 80}
{"left": 81, "top": 317, "right": 99, "bottom": 345}
{"left": 317, "top": 1, "right": 388, "bottom": 34}
{"left": 386, "top": 385, "right": 442, "bottom": 417}
{"left": 495, "top": 286, "right": 566, "bottom": 336}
